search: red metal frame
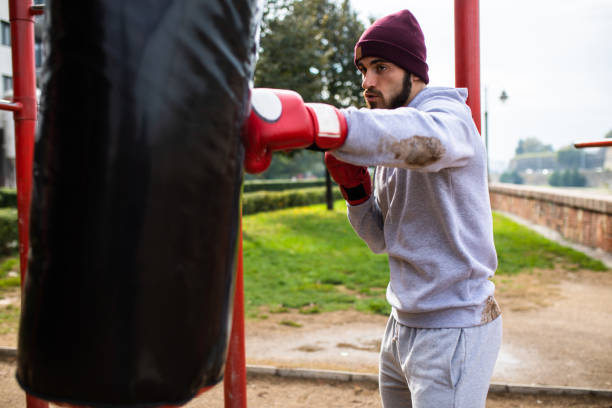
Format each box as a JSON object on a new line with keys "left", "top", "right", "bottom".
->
{"left": 574, "top": 140, "right": 612, "bottom": 148}
{"left": 4, "top": 0, "right": 248, "bottom": 406}
{"left": 454, "top": 0, "right": 481, "bottom": 133}
{"left": 0, "top": 1, "right": 46, "bottom": 407}
{"left": 5, "top": 2, "right": 480, "bottom": 408}
{"left": 7, "top": 0, "right": 37, "bottom": 286}
{"left": 225, "top": 218, "right": 247, "bottom": 408}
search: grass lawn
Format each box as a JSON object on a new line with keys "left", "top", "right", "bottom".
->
{"left": 0, "top": 201, "right": 607, "bottom": 333}
{"left": 493, "top": 214, "right": 605, "bottom": 274}
{"left": 0, "top": 256, "right": 19, "bottom": 289}
{"left": 0, "top": 255, "right": 20, "bottom": 336}
{"left": 242, "top": 200, "right": 607, "bottom": 317}
{"left": 243, "top": 201, "right": 390, "bottom": 316}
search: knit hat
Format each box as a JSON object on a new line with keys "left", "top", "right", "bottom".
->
{"left": 354, "top": 10, "right": 429, "bottom": 84}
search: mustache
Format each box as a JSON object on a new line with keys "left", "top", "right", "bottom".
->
{"left": 363, "top": 88, "right": 382, "bottom": 97}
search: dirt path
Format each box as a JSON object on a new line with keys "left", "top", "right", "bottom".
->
{"left": 1, "top": 268, "right": 611, "bottom": 407}
{"left": 245, "top": 268, "right": 612, "bottom": 389}
{"left": 1, "top": 364, "right": 611, "bottom": 408}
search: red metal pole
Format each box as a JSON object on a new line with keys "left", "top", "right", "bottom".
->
{"left": 9, "top": 0, "right": 37, "bottom": 286}
{"left": 454, "top": 0, "right": 482, "bottom": 134}
{"left": 0, "top": 100, "right": 22, "bottom": 111}
{"left": 25, "top": 395, "right": 50, "bottom": 408}
{"left": 574, "top": 140, "right": 612, "bottom": 148}
{"left": 224, "top": 214, "right": 247, "bottom": 408}
{"left": 6, "top": 1, "right": 48, "bottom": 407}
{"left": 7, "top": 0, "right": 249, "bottom": 405}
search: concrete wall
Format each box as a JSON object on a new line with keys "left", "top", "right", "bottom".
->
{"left": 489, "top": 183, "right": 612, "bottom": 253}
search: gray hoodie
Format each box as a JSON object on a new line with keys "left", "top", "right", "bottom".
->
{"left": 333, "top": 86, "right": 500, "bottom": 329}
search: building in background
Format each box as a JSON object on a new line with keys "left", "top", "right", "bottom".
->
{"left": 0, "top": 0, "right": 44, "bottom": 187}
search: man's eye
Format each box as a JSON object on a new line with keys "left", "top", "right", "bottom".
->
{"left": 376, "top": 65, "right": 387, "bottom": 72}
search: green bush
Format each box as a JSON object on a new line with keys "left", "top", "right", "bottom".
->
{"left": 0, "top": 208, "right": 18, "bottom": 255}
{"left": 549, "top": 169, "right": 587, "bottom": 187}
{"left": 243, "top": 178, "right": 326, "bottom": 193}
{"left": 242, "top": 186, "right": 343, "bottom": 215}
{"left": 499, "top": 170, "right": 523, "bottom": 184}
{"left": 0, "top": 188, "right": 17, "bottom": 208}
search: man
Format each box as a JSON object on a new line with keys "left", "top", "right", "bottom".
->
{"left": 241, "top": 9, "right": 501, "bottom": 407}
{"left": 324, "top": 9, "right": 502, "bottom": 408}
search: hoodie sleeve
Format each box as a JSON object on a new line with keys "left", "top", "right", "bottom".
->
{"left": 332, "top": 89, "right": 481, "bottom": 172}
{"left": 346, "top": 194, "right": 386, "bottom": 254}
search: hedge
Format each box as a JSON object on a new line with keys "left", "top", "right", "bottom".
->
{"left": 0, "top": 187, "right": 342, "bottom": 249}
{"left": 242, "top": 186, "right": 343, "bottom": 215}
{"left": 243, "top": 178, "right": 326, "bottom": 193}
{"left": 0, "top": 208, "right": 18, "bottom": 255}
{"left": 0, "top": 188, "right": 17, "bottom": 208}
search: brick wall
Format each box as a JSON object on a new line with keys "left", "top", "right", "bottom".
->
{"left": 489, "top": 183, "right": 612, "bottom": 253}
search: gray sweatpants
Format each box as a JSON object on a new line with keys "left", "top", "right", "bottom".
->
{"left": 379, "top": 314, "right": 502, "bottom": 408}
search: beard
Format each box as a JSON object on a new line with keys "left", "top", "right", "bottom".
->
{"left": 364, "top": 72, "right": 412, "bottom": 109}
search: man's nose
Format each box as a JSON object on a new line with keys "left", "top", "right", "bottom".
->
{"left": 361, "top": 72, "right": 376, "bottom": 90}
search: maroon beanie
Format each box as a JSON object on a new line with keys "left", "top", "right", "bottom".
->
{"left": 354, "top": 10, "right": 429, "bottom": 84}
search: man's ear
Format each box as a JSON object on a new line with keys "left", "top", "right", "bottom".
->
{"left": 411, "top": 74, "right": 424, "bottom": 84}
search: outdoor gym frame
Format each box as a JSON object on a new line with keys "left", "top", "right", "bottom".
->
{"left": 2, "top": 0, "right": 484, "bottom": 407}
{"left": 574, "top": 140, "right": 612, "bottom": 149}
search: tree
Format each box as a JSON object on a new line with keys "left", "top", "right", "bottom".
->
{"left": 557, "top": 146, "right": 583, "bottom": 169}
{"left": 548, "top": 170, "right": 561, "bottom": 186}
{"left": 567, "top": 169, "right": 586, "bottom": 187}
{"left": 255, "top": 0, "right": 323, "bottom": 102}
{"left": 255, "top": 0, "right": 365, "bottom": 107}
{"left": 499, "top": 170, "right": 523, "bottom": 184}
{"left": 549, "top": 169, "right": 586, "bottom": 187}
{"left": 317, "top": 1, "right": 367, "bottom": 107}
{"left": 515, "top": 137, "right": 553, "bottom": 155}
{"left": 253, "top": 0, "right": 366, "bottom": 207}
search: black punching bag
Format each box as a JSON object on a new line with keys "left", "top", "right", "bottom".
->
{"left": 16, "top": 0, "right": 259, "bottom": 406}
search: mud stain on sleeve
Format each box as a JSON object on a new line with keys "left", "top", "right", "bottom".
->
{"left": 389, "top": 136, "right": 446, "bottom": 167}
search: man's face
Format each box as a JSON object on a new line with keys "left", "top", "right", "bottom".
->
{"left": 357, "top": 57, "right": 412, "bottom": 109}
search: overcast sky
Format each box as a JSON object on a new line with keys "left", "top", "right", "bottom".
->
{"left": 348, "top": 0, "right": 612, "bottom": 171}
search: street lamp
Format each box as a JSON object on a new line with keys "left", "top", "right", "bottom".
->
{"left": 484, "top": 87, "right": 508, "bottom": 181}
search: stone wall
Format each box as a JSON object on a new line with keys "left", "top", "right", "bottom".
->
{"left": 489, "top": 183, "right": 612, "bottom": 253}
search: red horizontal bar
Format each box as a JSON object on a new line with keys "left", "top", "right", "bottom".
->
{"left": 574, "top": 140, "right": 612, "bottom": 148}
{"left": 30, "top": 5, "right": 44, "bottom": 15}
{"left": 0, "top": 100, "right": 23, "bottom": 112}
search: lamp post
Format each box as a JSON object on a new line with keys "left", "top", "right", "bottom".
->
{"left": 484, "top": 87, "right": 508, "bottom": 181}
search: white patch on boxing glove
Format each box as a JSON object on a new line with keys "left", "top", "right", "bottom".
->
{"left": 251, "top": 89, "right": 283, "bottom": 122}
{"left": 308, "top": 103, "right": 341, "bottom": 138}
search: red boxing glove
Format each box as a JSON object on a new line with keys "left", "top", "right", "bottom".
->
{"left": 324, "top": 152, "right": 372, "bottom": 205}
{"left": 242, "top": 88, "right": 347, "bottom": 174}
